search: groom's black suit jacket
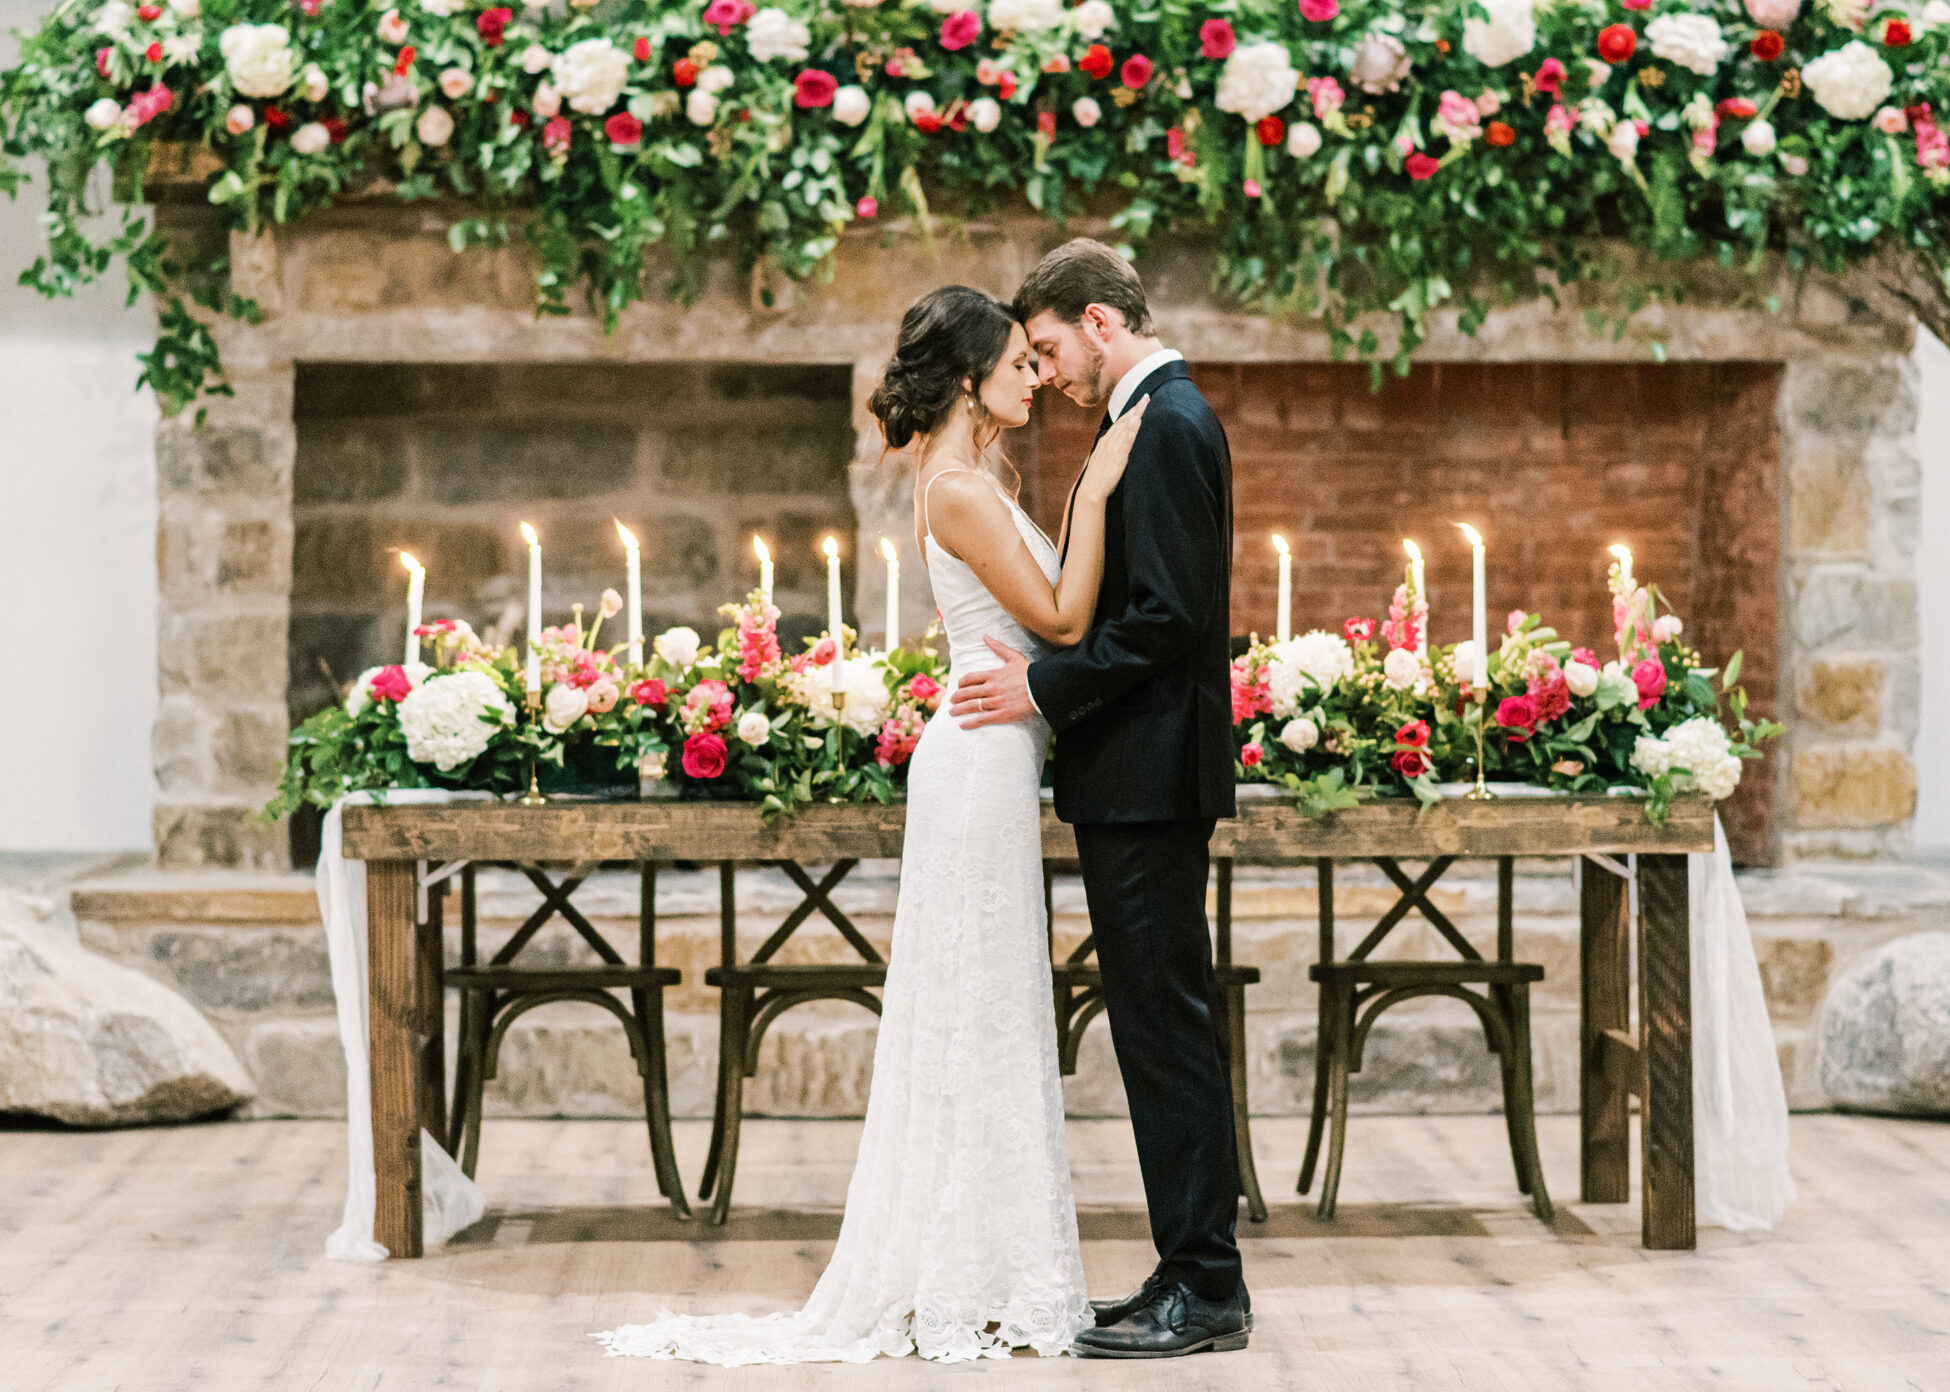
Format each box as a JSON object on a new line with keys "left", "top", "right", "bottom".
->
{"left": 1027, "top": 359, "right": 1236, "bottom": 825}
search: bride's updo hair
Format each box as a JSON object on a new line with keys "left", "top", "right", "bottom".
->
{"left": 868, "top": 286, "right": 1017, "bottom": 451}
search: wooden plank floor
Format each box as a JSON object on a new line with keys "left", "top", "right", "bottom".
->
{"left": 3, "top": 1114, "right": 1948, "bottom": 1391}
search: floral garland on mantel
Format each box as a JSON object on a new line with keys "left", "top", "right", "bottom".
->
{"left": 4, "top": 0, "right": 1948, "bottom": 412}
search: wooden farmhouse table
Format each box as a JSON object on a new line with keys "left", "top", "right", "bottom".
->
{"left": 340, "top": 793, "right": 1714, "bottom": 1258}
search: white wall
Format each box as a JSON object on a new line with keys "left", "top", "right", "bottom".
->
{"left": 0, "top": 0, "right": 160, "bottom": 850}
{"left": 1916, "top": 328, "right": 1950, "bottom": 851}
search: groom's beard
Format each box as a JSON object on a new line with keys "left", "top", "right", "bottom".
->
{"left": 1067, "top": 341, "right": 1111, "bottom": 409}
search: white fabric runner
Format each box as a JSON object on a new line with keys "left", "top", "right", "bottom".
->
{"left": 318, "top": 790, "right": 489, "bottom": 1261}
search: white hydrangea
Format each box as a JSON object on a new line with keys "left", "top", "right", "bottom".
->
{"left": 396, "top": 670, "right": 514, "bottom": 771}
{"left": 1645, "top": 14, "right": 1730, "bottom": 77}
{"left": 1666, "top": 717, "right": 1742, "bottom": 799}
{"left": 553, "top": 37, "right": 630, "bottom": 116}
{"left": 1279, "top": 717, "right": 1319, "bottom": 754}
{"left": 93, "top": 1, "right": 135, "bottom": 38}
{"left": 220, "top": 23, "right": 298, "bottom": 99}
{"left": 1630, "top": 732, "right": 1674, "bottom": 778}
{"left": 1215, "top": 41, "right": 1297, "bottom": 125}
{"left": 1462, "top": 0, "right": 1535, "bottom": 69}
{"left": 988, "top": 0, "right": 1063, "bottom": 31}
{"left": 1072, "top": 0, "right": 1115, "bottom": 38}
{"left": 784, "top": 658, "right": 892, "bottom": 734}
{"left": 653, "top": 625, "right": 702, "bottom": 669}
{"left": 1264, "top": 631, "right": 1354, "bottom": 716}
{"left": 744, "top": 7, "right": 810, "bottom": 63}
{"left": 1802, "top": 41, "right": 1894, "bottom": 120}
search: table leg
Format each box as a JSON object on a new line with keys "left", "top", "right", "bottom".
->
{"left": 367, "top": 858, "right": 425, "bottom": 1258}
{"left": 1636, "top": 853, "right": 1696, "bottom": 1251}
{"left": 418, "top": 872, "right": 448, "bottom": 1152}
{"left": 1579, "top": 857, "right": 1631, "bottom": 1204}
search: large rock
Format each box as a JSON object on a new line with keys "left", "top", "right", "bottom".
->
{"left": 0, "top": 891, "right": 253, "bottom": 1125}
{"left": 1820, "top": 932, "right": 1950, "bottom": 1115}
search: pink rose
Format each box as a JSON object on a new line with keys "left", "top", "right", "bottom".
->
{"left": 1633, "top": 658, "right": 1668, "bottom": 709}
{"left": 1496, "top": 694, "right": 1538, "bottom": 739}
{"left": 1298, "top": 0, "right": 1339, "bottom": 20}
{"left": 939, "top": 9, "right": 980, "bottom": 50}
{"left": 907, "top": 673, "right": 942, "bottom": 705}
{"left": 587, "top": 678, "right": 620, "bottom": 714}
{"left": 631, "top": 678, "right": 669, "bottom": 706}
{"left": 794, "top": 68, "right": 837, "bottom": 107}
{"left": 1533, "top": 57, "right": 1566, "bottom": 97}
{"left": 701, "top": 0, "right": 754, "bottom": 34}
{"left": 855, "top": 195, "right": 877, "bottom": 218}
{"left": 1392, "top": 748, "right": 1429, "bottom": 778}
{"left": 1199, "top": 18, "right": 1236, "bottom": 59}
{"left": 1307, "top": 75, "right": 1344, "bottom": 119}
{"left": 1507, "top": 609, "right": 1528, "bottom": 635}
{"left": 1405, "top": 152, "right": 1440, "bottom": 180}
{"left": 1241, "top": 742, "right": 1264, "bottom": 767}
{"left": 1121, "top": 54, "right": 1152, "bottom": 89}
{"left": 681, "top": 732, "right": 728, "bottom": 779}
{"left": 811, "top": 636, "right": 838, "bottom": 665}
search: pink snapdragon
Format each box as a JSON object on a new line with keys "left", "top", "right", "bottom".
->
{"left": 1382, "top": 584, "right": 1429, "bottom": 652}
{"left": 1307, "top": 75, "right": 1344, "bottom": 120}
{"left": 736, "top": 603, "right": 783, "bottom": 681}
{"left": 1230, "top": 657, "right": 1271, "bottom": 724}
{"left": 682, "top": 679, "right": 734, "bottom": 734}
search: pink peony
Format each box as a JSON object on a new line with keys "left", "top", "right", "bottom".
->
{"left": 1633, "top": 658, "right": 1668, "bottom": 709}
{"left": 939, "top": 9, "right": 980, "bottom": 50}
{"left": 1199, "top": 18, "right": 1236, "bottom": 59}
{"left": 1298, "top": 0, "right": 1339, "bottom": 20}
{"left": 1529, "top": 671, "right": 1571, "bottom": 724}
{"left": 1307, "top": 75, "right": 1345, "bottom": 119}
{"left": 681, "top": 732, "right": 728, "bottom": 779}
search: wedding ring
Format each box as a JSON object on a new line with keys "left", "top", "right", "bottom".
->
{"left": 978, "top": 697, "right": 986, "bottom": 711}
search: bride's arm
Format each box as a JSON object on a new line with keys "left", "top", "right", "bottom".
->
{"left": 927, "top": 399, "right": 1147, "bottom": 646}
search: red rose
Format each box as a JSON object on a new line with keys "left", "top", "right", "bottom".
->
{"left": 1200, "top": 18, "right": 1236, "bottom": 60}
{"left": 476, "top": 7, "right": 512, "bottom": 47}
{"left": 1395, "top": 719, "right": 1430, "bottom": 749}
{"left": 998, "top": 71, "right": 1017, "bottom": 99}
{"left": 1632, "top": 658, "right": 1667, "bottom": 710}
{"left": 1495, "top": 694, "right": 1538, "bottom": 739}
{"left": 1256, "top": 115, "right": 1284, "bottom": 146}
{"left": 673, "top": 58, "right": 699, "bottom": 87}
{"left": 1597, "top": 24, "right": 1636, "bottom": 64}
{"left": 940, "top": 9, "right": 981, "bottom": 50}
{"left": 1405, "top": 151, "right": 1441, "bottom": 180}
{"left": 1241, "top": 742, "right": 1264, "bottom": 767}
{"left": 1344, "top": 617, "right": 1375, "bottom": 643}
{"left": 1885, "top": 18, "right": 1912, "bottom": 46}
{"left": 634, "top": 36, "right": 652, "bottom": 61}
{"left": 631, "top": 678, "right": 669, "bottom": 707}
{"left": 914, "top": 110, "right": 943, "bottom": 133}
{"left": 323, "top": 115, "right": 347, "bottom": 143}
{"left": 395, "top": 45, "right": 416, "bottom": 75}
{"left": 1486, "top": 120, "right": 1515, "bottom": 146}
{"left": 681, "top": 732, "right": 728, "bottom": 780}
{"left": 1533, "top": 57, "right": 1566, "bottom": 96}
{"left": 145, "top": 41, "right": 162, "bottom": 63}
{"left": 605, "top": 111, "right": 642, "bottom": 145}
{"left": 1121, "top": 53, "right": 1152, "bottom": 89}
{"left": 1751, "top": 31, "right": 1784, "bottom": 61}
{"left": 1715, "top": 98, "right": 1757, "bottom": 119}
{"left": 1391, "top": 749, "right": 1429, "bottom": 778}
{"left": 1080, "top": 44, "right": 1113, "bottom": 80}
{"left": 137, "top": 3, "right": 162, "bottom": 18}
{"left": 510, "top": 108, "right": 531, "bottom": 128}
{"left": 265, "top": 105, "right": 290, "bottom": 130}
{"left": 96, "top": 47, "right": 112, "bottom": 78}
{"left": 794, "top": 68, "right": 837, "bottom": 107}
{"left": 369, "top": 665, "right": 414, "bottom": 703}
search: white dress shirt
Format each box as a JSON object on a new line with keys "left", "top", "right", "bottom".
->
{"left": 1107, "top": 347, "right": 1183, "bottom": 421}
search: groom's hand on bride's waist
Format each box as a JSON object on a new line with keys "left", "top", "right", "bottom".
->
{"left": 950, "top": 637, "right": 1037, "bottom": 728}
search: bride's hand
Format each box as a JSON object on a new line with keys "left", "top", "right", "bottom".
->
{"left": 1077, "top": 395, "right": 1148, "bottom": 504}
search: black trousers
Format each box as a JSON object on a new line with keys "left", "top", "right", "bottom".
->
{"left": 1072, "top": 818, "right": 1243, "bottom": 1302}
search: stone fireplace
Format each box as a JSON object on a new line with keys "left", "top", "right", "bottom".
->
{"left": 112, "top": 183, "right": 1933, "bottom": 1121}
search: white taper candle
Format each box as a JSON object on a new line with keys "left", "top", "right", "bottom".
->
{"left": 754, "top": 535, "right": 774, "bottom": 607}
{"left": 520, "top": 522, "right": 542, "bottom": 694}
{"left": 823, "top": 536, "right": 843, "bottom": 694}
{"left": 400, "top": 551, "right": 424, "bottom": 667}
{"left": 1458, "top": 523, "right": 1487, "bottom": 689}
{"left": 1271, "top": 534, "right": 1291, "bottom": 644}
{"left": 615, "top": 520, "right": 642, "bottom": 669}
{"left": 880, "top": 537, "right": 899, "bottom": 653}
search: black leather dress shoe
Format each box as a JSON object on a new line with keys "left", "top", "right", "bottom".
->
{"left": 1092, "top": 1274, "right": 1253, "bottom": 1331}
{"left": 1071, "top": 1280, "right": 1249, "bottom": 1358}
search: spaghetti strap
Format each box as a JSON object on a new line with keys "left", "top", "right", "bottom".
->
{"left": 920, "top": 468, "right": 1006, "bottom": 545}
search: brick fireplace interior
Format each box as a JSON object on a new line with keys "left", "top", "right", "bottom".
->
{"left": 1021, "top": 361, "right": 1781, "bottom": 863}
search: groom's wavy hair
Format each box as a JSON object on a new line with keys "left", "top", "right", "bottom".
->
{"left": 1010, "top": 238, "right": 1153, "bottom": 337}
{"left": 868, "top": 285, "right": 1018, "bottom": 453}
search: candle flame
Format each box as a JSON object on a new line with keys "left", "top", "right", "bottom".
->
{"left": 1456, "top": 523, "right": 1483, "bottom": 548}
{"left": 399, "top": 551, "right": 423, "bottom": 574}
{"left": 1270, "top": 533, "right": 1289, "bottom": 557}
{"left": 823, "top": 536, "right": 840, "bottom": 559}
{"left": 753, "top": 535, "right": 770, "bottom": 564}
{"left": 879, "top": 537, "right": 898, "bottom": 563}
{"left": 1401, "top": 539, "right": 1422, "bottom": 565}
{"left": 520, "top": 522, "right": 538, "bottom": 547}
{"left": 1608, "top": 543, "right": 1633, "bottom": 563}
{"left": 614, "top": 520, "right": 638, "bottom": 551}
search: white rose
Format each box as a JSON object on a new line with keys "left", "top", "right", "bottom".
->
{"left": 1741, "top": 117, "right": 1777, "bottom": 155}
{"left": 224, "top": 103, "right": 254, "bottom": 135}
{"left": 1652, "top": 614, "right": 1684, "bottom": 643}
{"left": 1645, "top": 14, "right": 1729, "bottom": 77}
{"left": 438, "top": 67, "right": 472, "bottom": 100}
{"left": 988, "top": 0, "right": 1063, "bottom": 31}
{"left": 744, "top": 7, "right": 811, "bottom": 63}
{"left": 1781, "top": 152, "right": 1810, "bottom": 176}
{"left": 968, "top": 96, "right": 1001, "bottom": 132}
{"left": 85, "top": 97, "right": 125, "bottom": 131}
{"left": 398, "top": 671, "right": 513, "bottom": 771}
{"left": 1287, "top": 120, "right": 1322, "bottom": 158}
{"left": 168, "top": 0, "right": 200, "bottom": 18}
{"left": 698, "top": 65, "right": 735, "bottom": 94}
{"left": 1071, "top": 95, "right": 1101, "bottom": 128}
{"left": 532, "top": 82, "right": 562, "bottom": 119}
{"left": 1463, "top": 0, "right": 1535, "bottom": 69}
{"left": 1563, "top": 660, "right": 1599, "bottom": 698}
{"left": 377, "top": 9, "right": 409, "bottom": 45}
{"left": 93, "top": 1, "right": 134, "bottom": 38}
{"left": 904, "top": 89, "right": 937, "bottom": 122}
{"left": 219, "top": 23, "right": 297, "bottom": 99}
{"left": 416, "top": 105, "right": 454, "bottom": 145}
{"left": 1607, "top": 120, "right": 1640, "bottom": 162}
{"left": 1802, "top": 41, "right": 1894, "bottom": 120}
{"left": 542, "top": 682, "right": 589, "bottom": 734}
{"left": 736, "top": 710, "right": 772, "bottom": 746}
{"left": 1279, "top": 717, "right": 1320, "bottom": 754}
{"left": 289, "top": 121, "right": 331, "bottom": 155}
{"left": 554, "top": 37, "right": 630, "bottom": 116}
{"left": 1215, "top": 41, "right": 1297, "bottom": 124}
{"left": 1382, "top": 646, "right": 1423, "bottom": 691}
{"left": 687, "top": 88, "right": 718, "bottom": 125}
{"left": 1072, "top": 0, "right": 1115, "bottom": 38}
{"left": 420, "top": 0, "right": 460, "bottom": 13}
{"left": 1873, "top": 106, "right": 1908, "bottom": 134}
{"left": 521, "top": 44, "right": 554, "bottom": 75}
{"left": 833, "top": 84, "right": 871, "bottom": 125}
{"left": 1578, "top": 99, "right": 1614, "bottom": 137}
{"left": 1745, "top": 0, "right": 1801, "bottom": 26}
{"left": 1449, "top": 640, "right": 1476, "bottom": 675}
{"left": 653, "top": 626, "right": 702, "bottom": 668}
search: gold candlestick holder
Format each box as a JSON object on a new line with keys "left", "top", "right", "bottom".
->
{"left": 520, "top": 688, "right": 549, "bottom": 806}
{"left": 1467, "top": 689, "right": 1496, "bottom": 801}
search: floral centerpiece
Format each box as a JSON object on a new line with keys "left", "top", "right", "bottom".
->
{"left": 4, "top": 0, "right": 1949, "bottom": 414}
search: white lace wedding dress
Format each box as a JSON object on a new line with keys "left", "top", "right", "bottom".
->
{"left": 595, "top": 472, "right": 1091, "bottom": 1364}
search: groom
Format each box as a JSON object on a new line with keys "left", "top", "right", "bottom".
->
{"left": 951, "top": 239, "right": 1247, "bottom": 1358}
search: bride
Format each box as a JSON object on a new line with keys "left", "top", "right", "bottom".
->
{"left": 595, "top": 285, "right": 1148, "bottom": 1364}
